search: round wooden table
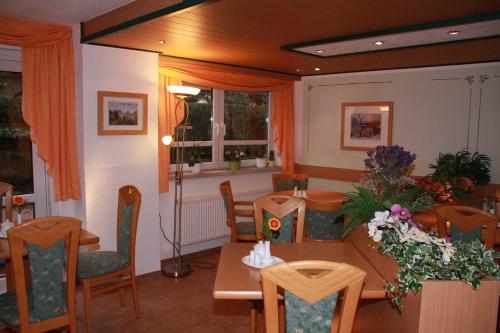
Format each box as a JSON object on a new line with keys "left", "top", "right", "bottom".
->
{"left": 274, "top": 190, "right": 346, "bottom": 203}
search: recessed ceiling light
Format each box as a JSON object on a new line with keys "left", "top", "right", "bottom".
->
{"left": 374, "top": 40, "right": 384, "bottom": 46}
{"left": 314, "top": 67, "right": 320, "bottom": 71}
{"left": 315, "top": 50, "right": 324, "bottom": 53}
{"left": 158, "top": 40, "right": 168, "bottom": 44}
{"left": 296, "top": 69, "right": 301, "bottom": 72}
{"left": 447, "top": 30, "right": 460, "bottom": 36}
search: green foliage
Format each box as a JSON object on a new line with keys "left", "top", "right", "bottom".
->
{"left": 268, "top": 150, "right": 275, "bottom": 161}
{"left": 339, "top": 185, "right": 432, "bottom": 237}
{"left": 187, "top": 143, "right": 203, "bottom": 167}
{"left": 430, "top": 150, "right": 491, "bottom": 187}
{"left": 379, "top": 228, "right": 499, "bottom": 311}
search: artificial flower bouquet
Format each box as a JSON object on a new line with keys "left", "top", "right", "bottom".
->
{"left": 263, "top": 217, "right": 281, "bottom": 241}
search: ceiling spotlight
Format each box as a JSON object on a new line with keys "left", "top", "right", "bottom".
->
{"left": 374, "top": 40, "right": 384, "bottom": 46}
{"left": 314, "top": 67, "right": 321, "bottom": 71}
{"left": 315, "top": 50, "right": 324, "bottom": 54}
{"left": 296, "top": 69, "right": 301, "bottom": 72}
{"left": 447, "top": 30, "right": 460, "bottom": 36}
{"left": 158, "top": 40, "right": 168, "bottom": 44}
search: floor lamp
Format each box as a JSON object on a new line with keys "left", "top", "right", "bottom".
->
{"left": 161, "top": 85, "right": 200, "bottom": 278}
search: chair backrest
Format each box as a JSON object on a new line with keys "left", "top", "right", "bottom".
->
{"left": 117, "top": 185, "right": 141, "bottom": 266}
{"left": 254, "top": 195, "right": 305, "bottom": 243}
{"left": 0, "top": 182, "right": 13, "bottom": 221}
{"left": 272, "top": 173, "right": 309, "bottom": 192}
{"left": 305, "top": 199, "right": 344, "bottom": 241}
{"left": 219, "top": 181, "right": 234, "bottom": 227}
{"left": 7, "top": 217, "right": 81, "bottom": 330}
{"left": 261, "top": 260, "right": 366, "bottom": 333}
{"left": 435, "top": 205, "right": 498, "bottom": 249}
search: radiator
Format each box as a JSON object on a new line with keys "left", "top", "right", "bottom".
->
{"left": 180, "top": 188, "right": 272, "bottom": 246}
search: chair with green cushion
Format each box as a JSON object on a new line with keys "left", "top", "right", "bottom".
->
{"left": 219, "top": 181, "right": 257, "bottom": 242}
{"left": 436, "top": 205, "right": 498, "bottom": 250}
{"left": 272, "top": 173, "right": 309, "bottom": 192}
{"left": 261, "top": 260, "right": 366, "bottom": 333}
{"left": 254, "top": 194, "right": 306, "bottom": 243}
{"left": 0, "top": 216, "right": 81, "bottom": 333}
{"left": 304, "top": 198, "right": 344, "bottom": 241}
{"left": 78, "top": 185, "right": 141, "bottom": 333}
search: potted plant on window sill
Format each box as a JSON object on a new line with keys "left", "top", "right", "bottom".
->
{"left": 225, "top": 149, "right": 245, "bottom": 171}
{"left": 268, "top": 150, "right": 275, "bottom": 168}
{"left": 256, "top": 150, "right": 267, "bottom": 168}
{"left": 188, "top": 144, "right": 203, "bottom": 174}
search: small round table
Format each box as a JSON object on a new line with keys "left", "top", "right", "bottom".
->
{"left": 274, "top": 190, "right": 346, "bottom": 203}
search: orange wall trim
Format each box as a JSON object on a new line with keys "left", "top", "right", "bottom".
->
{"left": 294, "top": 164, "right": 364, "bottom": 183}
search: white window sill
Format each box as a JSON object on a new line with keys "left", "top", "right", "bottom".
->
{"left": 168, "top": 166, "right": 281, "bottom": 181}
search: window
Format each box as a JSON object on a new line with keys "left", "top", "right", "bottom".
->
{"left": 0, "top": 71, "right": 33, "bottom": 194}
{"left": 170, "top": 85, "right": 271, "bottom": 169}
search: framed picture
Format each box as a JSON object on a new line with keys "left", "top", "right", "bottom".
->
{"left": 98, "top": 91, "right": 148, "bottom": 135}
{"left": 341, "top": 101, "right": 393, "bottom": 151}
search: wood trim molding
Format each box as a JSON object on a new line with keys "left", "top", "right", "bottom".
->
{"left": 295, "top": 163, "right": 363, "bottom": 183}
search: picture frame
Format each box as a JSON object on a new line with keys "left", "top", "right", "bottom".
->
{"left": 340, "top": 101, "right": 393, "bottom": 151}
{"left": 98, "top": 91, "right": 148, "bottom": 135}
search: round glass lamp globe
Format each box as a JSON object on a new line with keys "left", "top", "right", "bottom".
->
{"left": 161, "top": 135, "right": 173, "bottom": 146}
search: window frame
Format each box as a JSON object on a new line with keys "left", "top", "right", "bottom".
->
{"left": 169, "top": 87, "right": 272, "bottom": 171}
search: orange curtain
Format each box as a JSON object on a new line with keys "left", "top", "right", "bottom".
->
{"left": 158, "top": 59, "right": 296, "bottom": 192}
{"left": 158, "top": 73, "right": 184, "bottom": 192}
{"left": 0, "top": 16, "right": 80, "bottom": 201}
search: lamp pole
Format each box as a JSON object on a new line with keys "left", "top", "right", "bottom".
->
{"left": 162, "top": 86, "right": 200, "bottom": 278}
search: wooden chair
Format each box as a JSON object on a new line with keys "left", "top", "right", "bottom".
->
{"left": 272, "top": 173, "right": 309, "bottom": 192}
{"left": 78, "top": 185, "right": 141, "bottom": 333}
{"left": 435, "top": 205, "right": 498, "bottom": 250}
{"left": 0, "top": 217, "right": 81, "bottom": 332}
{"left": 261, "top": 260, "right": 367, "bottom": 333}
{"left": 0, "top": 182, "right": 13, "bottom": 222}
{"left": 304, "top": 198, "right": 344, "bottom": 242}
{"left": 219, "top": 181, "right": 257, "bottom": 242}
{"left": 254, "top": 194, "right": 306, "bottom": 243}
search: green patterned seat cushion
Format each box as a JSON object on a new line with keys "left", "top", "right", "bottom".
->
{"left": 264, "top": 212, "right": 294, "bottom": 243}
{"left": 0, "top": 259, "right": 4, "bottom": 267}
{"left": 305, "top": 210, "right": 343, "bottom": 240}
{"left": 285, "top": 290, "right": 338, "bottom": 333}
{"left": 275, "top": 178, "right": 308, "bottom": 192}
{"left": 236, "top": 221, "right": 256, "bottom": 235}
{"left": 0, "top": 290, "right": 36, "bottom": 326}
{"left": 450, "top": 224, "right": 482, "bottom": 243}
{"left": 78, "top": 251, "right": 129, "bottom": 279}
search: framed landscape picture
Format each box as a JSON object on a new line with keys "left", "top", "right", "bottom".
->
{"left": 98, "top": 91, "right": 148, "bottom": 135}
{"left": 341, "top": 101, "right": 393, "bottom": 151}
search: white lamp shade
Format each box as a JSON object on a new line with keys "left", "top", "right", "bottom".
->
{"left": 161, "top": 135, "right": 173, "bottom": 146}
{"left": 167, "top": 85, "right": 200, "bottom": 97}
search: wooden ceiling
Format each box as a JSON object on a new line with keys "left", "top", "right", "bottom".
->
{"left": 82, "top": 0, "right": 500, "bottom": 77}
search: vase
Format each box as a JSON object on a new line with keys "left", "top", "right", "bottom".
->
{"left": 262, "top": 240, "right": 274, "bottom": 265}
{"left": 17, "top": 212, "right": 22, "bottom": 224}
{"left": 228, "top": 160, "right": 241, "bottom": 171}
{"left": 256, "top": 158, "right": 267, "bottom": 168}
{"left": 189, "top": 163, "right": 202, "bottom": 174}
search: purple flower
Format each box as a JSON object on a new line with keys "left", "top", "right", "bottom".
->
{"left": 444, "top": 236, "right": 451, "bottom": 244}
{"left": 399, "top": 208, "right": 412, "bottom": 220}
{"left": 390, "top": 204, "right": 402, "bottom": 215}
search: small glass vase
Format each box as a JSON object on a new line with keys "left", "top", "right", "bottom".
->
{"left": 228, "top": 160, "right": 241, "bottom": 171}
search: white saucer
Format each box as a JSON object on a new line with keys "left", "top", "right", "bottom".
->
{"left": 242, "top": 255, "right": 284, "bottom": 269}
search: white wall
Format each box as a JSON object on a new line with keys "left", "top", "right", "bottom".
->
{"left": 297, "top": 63, "right": 500, "bottom": 191}
{"left": 81, "top": 45, "right": 161, "bottom": 275}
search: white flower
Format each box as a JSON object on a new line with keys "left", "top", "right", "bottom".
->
{"left": 368, "top": 223, "right": 378, "bottom": 237}
{"left": 371, "top": 211, "right": 390, "bottom": 226}
{"left": 373, "top": 230, "right": 383, "bottom": 242}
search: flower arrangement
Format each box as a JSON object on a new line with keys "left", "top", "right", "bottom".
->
{"left": 263, "top": 217, "right": 281, "bottom": 241}
{"left": 415, "top": 176, "right": 453, "bottom": 203}
{"left": 362, "top": 145, "right": 416, "bottom": 191}
{"left": 224, "top": 149, "right": 245, "bottom": 162}
{"left": 187, "top": 143, "right": 203, "bottom": 167}
{"left": 368, "top": 204, "right": 499, "bottom": 310}
{"left": 12, "top": 195, "right": 27, "bottom": 212}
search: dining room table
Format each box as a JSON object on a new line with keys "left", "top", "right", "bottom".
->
{"left": 273, "top": 189, "right": 346, "bottom": 203}
{"left": 213, "top": 242, "right": 387, "bottom": 301}
{"left": 0, "top": 227, "right": 100, "bottom": 290}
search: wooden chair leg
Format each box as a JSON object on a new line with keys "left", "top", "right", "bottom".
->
{"left": 251, "top": 307, "right": 257, "bottom": 333}
{"left": 131, "top": 275, "right": 141, "bottom": 318}
{"left": 82, "top": 279, "right": 93, "bottom": 333}
{"left": 278, "top": 301, "right": 285, "bottom": 333}
{"left": 69, "top": 315, "right": 78, "bottom": 333}
{"left": 119, "top": 288, "right": 125, "bottom": 306}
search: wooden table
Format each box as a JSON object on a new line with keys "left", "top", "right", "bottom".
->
{"left": 0, "top": 228, "right": 99, "bottom": 260}
{"left": 213, "top": 242, "right": 387, "bottom": 300}
{"left": 274, "top": 190, "right": 345, "bottom": 203}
